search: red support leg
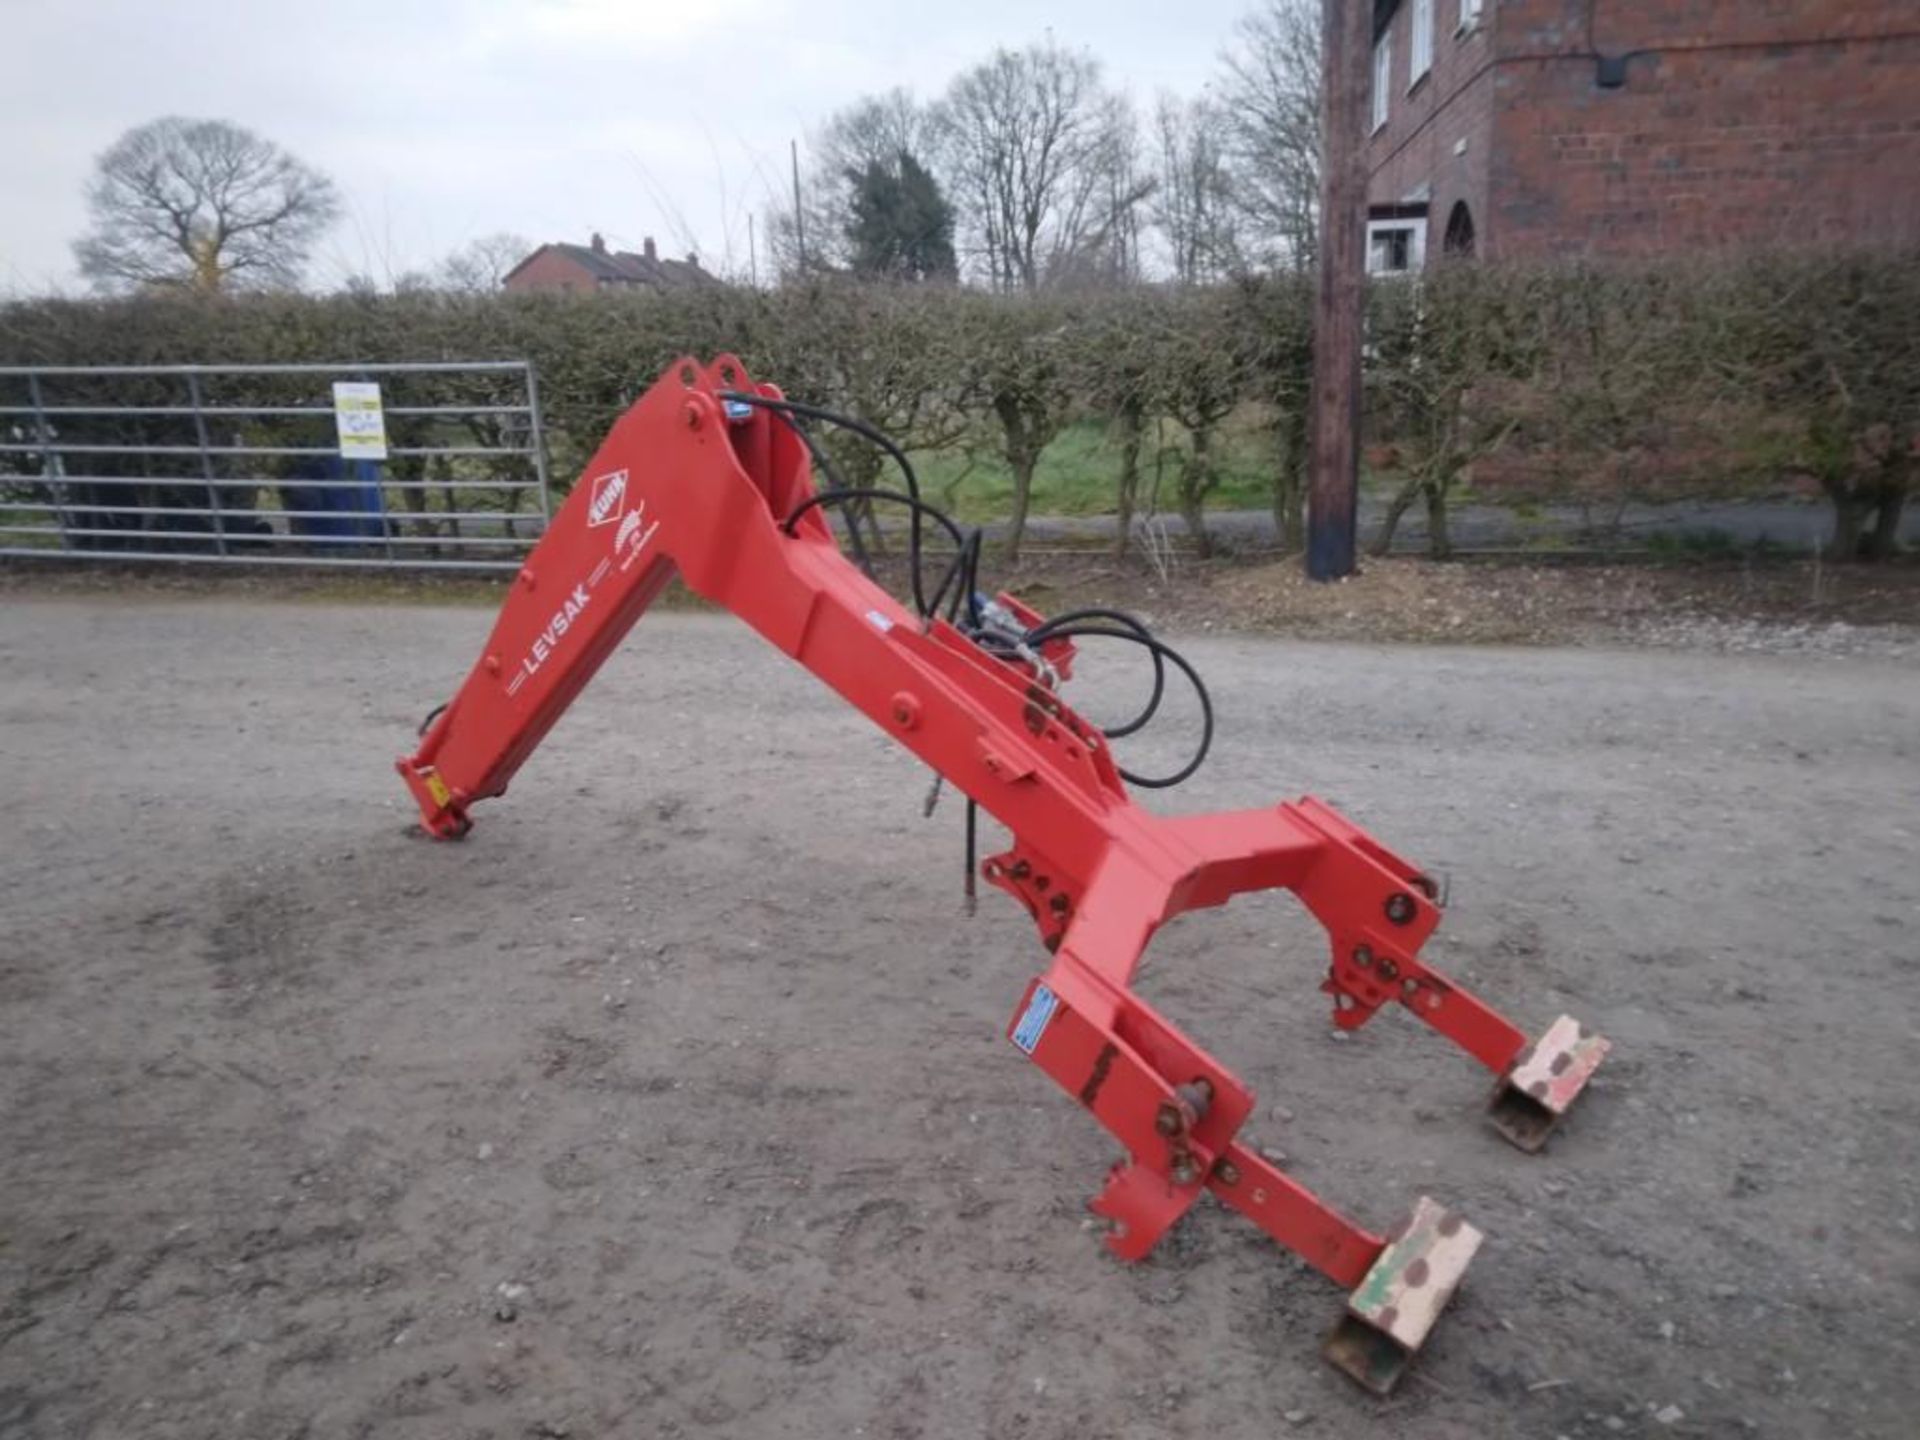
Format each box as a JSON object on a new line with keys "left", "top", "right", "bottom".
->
{"left": 1280, "top": 800, "right": 1610, "bottom": 1147}
{"left": 1161, "top": 798, "right": 1608, "bottom": 1149}
{"left": 1007, "top": 965, "right": 1385, "bottom": 1281}
{"left": 1206, "top": 1144, "right": 1385, "bottom": 1290}
{"left": 1006, "top": 962, "right": 1485, "bottom": 1394}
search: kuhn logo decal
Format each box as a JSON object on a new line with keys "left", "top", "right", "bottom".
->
{"left": 586, "top": 469, "right": 627, "bottom": 527}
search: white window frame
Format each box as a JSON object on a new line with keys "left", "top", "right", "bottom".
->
{"left": 1410, "top": 0, "right": 1434, "bottom": 88}
{"left": 1371, "top": 34, "right": 1392, "bottom": 133}
{"left": 1366, "top": 217, "right": 1428, "bottom": 276}
{"left": 1458, "top": 0, "right": 1484, "bottom": 35}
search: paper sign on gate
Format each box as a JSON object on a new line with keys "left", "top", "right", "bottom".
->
{"left": 332, "top": 381, "right": 389, "bottom": 461}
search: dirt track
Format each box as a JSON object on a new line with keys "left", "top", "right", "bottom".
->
{"left": 2, "top": 598, "right": 1916, "bottom": 1440}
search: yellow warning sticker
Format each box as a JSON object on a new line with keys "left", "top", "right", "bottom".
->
{"left": 425, "top": 772, "right": 452, "bottom": 808}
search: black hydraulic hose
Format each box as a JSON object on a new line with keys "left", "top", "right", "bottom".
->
{"left": 782, "top": 487, "right": 982, "bottom": 626}
{"left": 926, "top": 527, "right": 986, "bottom": 628}
{"left": 1023, "top": 623, "right": 1214, "bottom": 789}
{"left": 725, "top": 390, "right": 1208, "bottom": 789}
{"left": 777, "top": 411, "right": 876, "bottom": 578}
{"left": 1022, "top": 606, "right": 1168, "bottom": 740}
{"left": 965, "top": 797, "right": 979, "bottom": 912}
{"left": 718, "top": 392, "right": 924, "bottom": 499}
{"left": 720, "top": 391, "right": 929, "bottom": 614}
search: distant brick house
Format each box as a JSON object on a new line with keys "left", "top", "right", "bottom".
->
{"left": 502, "top": 233, "right": 717, "bottom": 293}
{"left": 1365, "top": 0, "right": 1920, "bottom": 273}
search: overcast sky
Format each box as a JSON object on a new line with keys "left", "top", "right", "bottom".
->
{"left": 2, "top": 0, "right": 1255, "bottom": 293}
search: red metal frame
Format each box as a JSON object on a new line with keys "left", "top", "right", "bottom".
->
{"left": 398, "top": 357, "right": 1603, "bottom": 1384}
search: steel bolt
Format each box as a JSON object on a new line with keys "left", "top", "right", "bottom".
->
{"left": 1214, "top": 1159, "right": 1241, "bottom": 1186}
{"left": 1354, "top": 945, "right": 1373, "bottom": 968}
{"left": 1175, "top": 1079, "right": 1214, "bottom": 1122}
{"left": 1155, "top": 1102, "right": 1184, "bottom": 1136}
{"left": 1384, "top": 891, "right": 1417, "bottom": 925}
{"left": 1171, "top": 1157, "right": 1201, "bottom": 1187}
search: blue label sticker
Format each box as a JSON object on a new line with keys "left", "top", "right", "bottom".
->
{"left": 1011, "top": 983, "right": 1059, "bottom": 1055}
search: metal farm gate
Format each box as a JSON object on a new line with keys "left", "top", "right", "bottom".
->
{"left": 0, "top": 361, "right": 552, "bottom": 571}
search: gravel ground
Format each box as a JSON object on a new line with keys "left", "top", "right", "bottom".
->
{"left": 1617, "top": 615, "right": 1920, "bottom": 661}
{"left": 1, "top": 598, "right": 1916, "bottom": 1440}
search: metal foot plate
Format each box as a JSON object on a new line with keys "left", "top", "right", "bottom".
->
{"left": 1488, "top": 1014, "right": 1610, "bottom": 1152}
{"left": 1087, "top": 1158, "right": 1198, "bottom": 1261}
{"left": 1324, "top": 1196, "right": 1482, "bottom": 1394}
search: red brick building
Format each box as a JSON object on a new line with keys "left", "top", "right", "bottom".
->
{"left": 1365, "top": 0, "right": 1920, "bottom": 272}
{"left": 502, "top": 234, "right": 716, "bottom": 294}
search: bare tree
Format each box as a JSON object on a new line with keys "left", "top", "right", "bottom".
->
{"left": 437, "top": 232, "right": 534, "bottom": 292}
{"left": 1082, "top": 99, "right": 1152, "bottom": 288}
{"left": 1368, "top": 265, "right": 1543, "bottom": 558}
{"left": 1151, "top": 95, "right": 1241, "bottom": 284}
{"left": 1081, "top": 291, "right": 1162, "bottom": 554}
{"left": 73, "top": 117, "right": 340, "bottom": 294}
{"left": 1533, "top": 259, "right": 1704, "bottom": 545}
{"left": 1216, "top": 0, "right": 1322, "bottom": 269}
{"left": 934, "top": 41, "right": 1151, "bottom": 290}
{"left": 1155, "top": 287, "right": 1247, "bottom": 557}
{"left": 1230, "top": 272, "right": 1315, "bottom": 552}
{"left": 767, "top": 89, "right": 937, "bottom": 277}
{"left": 955, "top": 292, "right": 1085, "bottom": 560}
{"left": 1735, "top": 248, "right": 1920, "bottom": 559}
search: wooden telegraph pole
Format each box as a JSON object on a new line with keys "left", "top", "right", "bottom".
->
{"left": 1307, "top": 0, "right": 1372, "bottom": 580}
{"left": 791, "top": 139, "right": 808, "bottom": 273}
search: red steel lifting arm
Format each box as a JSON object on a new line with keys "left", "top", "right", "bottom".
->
{"left": 398, "top": 357, "right": 1608, "bottom": 1392}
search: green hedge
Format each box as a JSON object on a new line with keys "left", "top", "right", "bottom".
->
{"left": 3, "top": 247, "right": 1913, "bottom": 558}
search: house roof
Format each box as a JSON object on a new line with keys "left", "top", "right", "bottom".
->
{"left": 610, "top": 246, "right": 716, "bottom": 289}
{"left": 503, "top": 240, "right": 717, "bottom": 290}
{"left": 542, "top": 242, "right": 636, "bottom": 283}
